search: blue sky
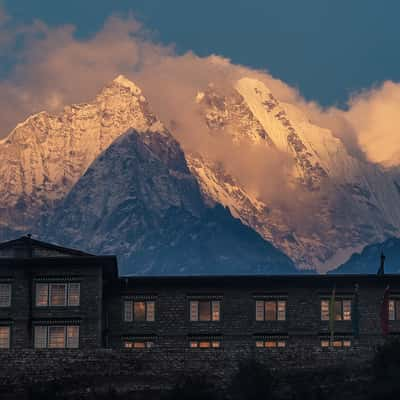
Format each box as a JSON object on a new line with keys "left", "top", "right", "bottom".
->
{"left": 3, "top": 0, "right": 400, "bottom": 107}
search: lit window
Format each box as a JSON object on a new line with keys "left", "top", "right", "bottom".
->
{"left": 36, "top": 284, "right": 49, "bottom": 307}
{"left": 34, "top": 326, "right": 79, "bottom": 349}
{"left": 255, "top": 339, "right": 286, "bottom": 348}
{"left": 68, "top": 283, "right": 80, "bottom": 306}
{"left": 321, "top": 299, "right": 352, "bottom": 321}
{"left": 124, "top": 300, "right": 155, "bottom": 322}
{"left": 48, "top": 326, "right": 65, "bottom": 348}
{"left": 134, "top": 301, "right": 146, "bottom": 321}
{"left": 389, "top": 299, "right": 400, "bottom": 321}
{"left": 321, "top": 300, "right": 329, "bottom": 321}
{"left": 320, "top": 338, "right": 351, "bottom": 348}
{"left": 255, "top": 299, "right": 286, "bottom": 321}
{"left": 0, "top": 326, "right": 10, "bottom": 349}
{"left": 0, "top": 284, "right": 11, "bottom": 307}
{"left": 35, "top": 283, "right": 80, "bottom": 307}
{"left": 124, "top": 340, "right": 154, "bottom": 349}
{"left": 189, "top": 300, "right": 221, "bottom": 321}
{"left": 66, "top": 326, "right": 79, "bottom": 349}
{"left": 190, "top": 340, "right": 221, "bottom": 349}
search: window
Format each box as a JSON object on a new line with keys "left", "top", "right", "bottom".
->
{"left": 189, "top": 340, "right": 221, "bottom": 349}
{"left": 189, "top": 300, "right": 221, "bottom": 321}
{"left": 320, "top": 299, "right": 351, "bottom": 321}
{"left": 255, "top": 339, "right": 286, "bottom": 348}
{"left": 35, "top": 283, "right": 80, "bottom": 307}
{"left": 124, "top": 300, "right": 155, "bottom": 322}
{"left": 0, "top": 284, "right": 11, "bottom": 307}
{"left": 320, "top": 338, "right": 351, "bottom": 348}
{"left": 255, "top": 299, "right": 286, "bottom": 321}
{"left": 124, "top": 340, "right": 154, "bottom": 349}
{"left": 389, "top": 299, "right": 400, "bottom": 321}
{"left": 0, "top": 326, "right": 10, "bottom": 349}
{"left": 34, "top": 325, "right": 79, "bottom": 349}
{"left": 50, "top": 284, "right": 66, "bottom": 306}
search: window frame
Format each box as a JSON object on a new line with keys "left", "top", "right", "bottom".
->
{"left": 389, "top": 298, "right": 400, "bottom": 321}
{"left": 0, "top": 326, "right": 11, "bottom": 349}
{"left": 123, "top": 339, "right": 155, "bottom": 349}
{"left": 189, "top": 299, "right": 221, "bottom": 322}
{"left": 0, "top": 283, "right": 11, "bottom": 308}
{"left": 320, "top": 298, "right": 352, "bottom": 321}
{"left": 255, "top": 339, "right": 286, "bottom": 348}
{"left": 33, "top": 325, "right": 80, "bottom": 349}
{"left": 320, "top": 337, "right": 352, "bottom": 348}
{"left": 189, "top": 339, "right": 222, "bottom": 349}
{"left": 123, "top": 299, "right": 156, "bottom": 322}
{"left": 35, "top": 282, "right": 81, "bottom": 308}
{"left": 255, "top": 298, "right": 287, "bottom": 321}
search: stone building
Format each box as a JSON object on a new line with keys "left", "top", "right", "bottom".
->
{"left": 0, "top": 236, "right": 399, "bottom": 367}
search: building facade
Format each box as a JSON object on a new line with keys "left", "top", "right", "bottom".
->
{"left": 0, "top": 236, "right": 399, "bottom": 365}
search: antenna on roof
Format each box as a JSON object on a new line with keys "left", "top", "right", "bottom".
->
{"left": 377, "top": 251, "right": 386, "bottom": 277}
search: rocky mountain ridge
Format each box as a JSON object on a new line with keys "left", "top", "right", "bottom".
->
{"left": 1, "top": 75, "right": 399, "bottom": 273}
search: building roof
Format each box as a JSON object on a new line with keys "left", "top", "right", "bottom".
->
{"left": 0, "top": 235, "right": 93, "bottom": 257}
{"left": 0, "top": 236, "right": 118, "bottom": 280}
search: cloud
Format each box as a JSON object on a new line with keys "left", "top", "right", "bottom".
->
{"left": 0, "top": 11, "right": 399, "bottom": 217}
{"left": 342, "top": 82, "right": 400, "bottom": 167}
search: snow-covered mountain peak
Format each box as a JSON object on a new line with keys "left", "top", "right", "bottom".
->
{"left": 189, "top": 76, "right": 400, "bottom": 271}
{"left": 112, "top": 74, "right": 143, "bottom": 95}
{"left": 0, "top": 77, "right": 167, "bottom": 230}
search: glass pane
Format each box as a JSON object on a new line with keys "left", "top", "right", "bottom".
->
{"left": 211, "top": 341, "right": 220, "bottom": 348}
{"left": 68, "top": 283, "right": 80, "bottom": 306}
{"left": 389, "top": 300, "right": 395, "bottom": 321}
{"left": 124, "top": 301, "right": 133, "bottom": 322}
{"left": 199, "top": 341, "right": 210, "bottom": 348}
{"left": 146, "top": 301, "right": 155, "bottom": 322}
{"left": 0, "top": 326, "right": 10, "bottom": 349}
{"left": 255, "top": 341, "right": 264, "bottom": 348}
{"left": 134, "top": 301, "right": 146, "bottom": 321}
{"left": 190, "top": 301, "right": 199, "bottom": 321}
{"left": 34, "top": 326, "right": 48, "bottom": 349}
{"left": 320, "top": 340, "right": 330, "bottom": 347}
{"left": 335, "top": 300, "right": 342, "bottom": 321}
{"left": 146, "top": 341, "right": 154, "bottom": 348}
{"left": 48, "top": 326, "right": 66, "bottom": 348}
{"left": 50, "top": 284, "right": 66, "bottom": 306}
{"left": 333, "top": 340, "right": 342, "bottom": 347}
{"left": 255, "top": 301, "right": 264, "bottom": 321}
{"left": 277, "top": 341, "right": 286, "bottom": 348}
{"left": 265, "top": 301, "right": 277, "bottom": 321}
{"left": 277, "top": 301, "right": 286, "bottom": 321}
{"left": 343, "top": 300, "right": 351, "bottom": 321}
{"left": 36, "top": 284, "right": 49, "bottom": 307}
{"left": 133, "top": 342, "right": 146, "bottom": 349}
{"left": 199, "top": 301, "right": 211, "bottom": 321}
{"left": 66, "top": 326, "right": 79, "bottom": 349}
{"left": 212, "top": 301, "right": 220, "bottom": 321}
{"left": 190, "top": 341, "right": 198, "bottom": 348}
{"left": 321, "top": 300, "right": 329, "bottom": 321}
{"left": 124, "top": 341, "right": 133, "bottom": 348}
{"left": 343, "top": 340, "right": 351, "bottom": 347}
{"left": 265, "top": 341, "right": 277, "bottom": 348}
{"left": 0, "top": 284, "right": 11, "bottom": 307}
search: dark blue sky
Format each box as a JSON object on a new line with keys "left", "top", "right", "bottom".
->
{"left": 3, "top": 0, "right": 400, "bottom": 107}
